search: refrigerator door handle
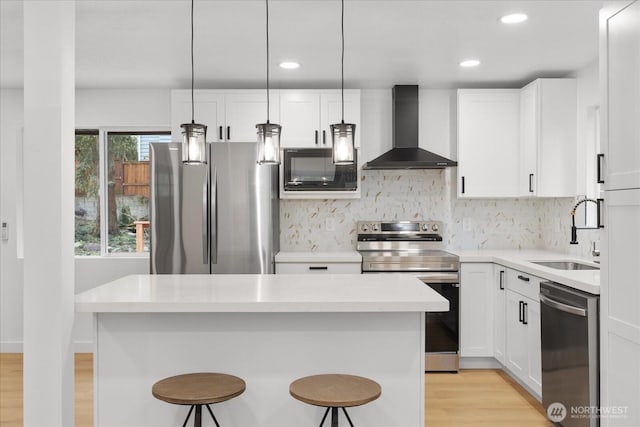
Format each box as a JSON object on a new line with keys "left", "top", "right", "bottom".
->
{"left": 202, "top": 172, "right": 209, "bottom": 264}
{"left": 210, "top": 168, "right": 218, "bottom": 264}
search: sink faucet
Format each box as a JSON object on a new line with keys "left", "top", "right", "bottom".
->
{"left": 570, "top": 198, "right": 598, "bottom": 245}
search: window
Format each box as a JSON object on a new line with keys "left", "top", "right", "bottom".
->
{"left": 74, "top": 129, "right": 171, "bottom": 256}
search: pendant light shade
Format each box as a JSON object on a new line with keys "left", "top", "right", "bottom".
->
{"left": 331, "top": 121, "right": 356, "bottom": 164}
{"left": 331, "top": 0, "right": 355, "bottom": 164}
{"left": 256, "top": 122, "right": 281, "bottom": 165}
{"left": 183, "top": 0, "right": 207, "bottom": 165}
{"left": 257, "top": 0, "right": 282, "bottom": 164}
{"left": 181, "top": 122, "right": 207, "bottom": 164}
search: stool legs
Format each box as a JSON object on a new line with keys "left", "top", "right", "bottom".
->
{"left": 181, "top": 404, "right": 221, "bottom": 427}
{"left": 319, "top": 407, "right": 355, "bottom": 427}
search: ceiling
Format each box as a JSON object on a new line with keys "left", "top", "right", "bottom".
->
{"left": 0, "top": 0, "right": 603, "bottom": 90}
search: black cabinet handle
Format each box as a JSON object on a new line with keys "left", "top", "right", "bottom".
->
{"left": 517, "top": 275, "right": 530, "bottom": 282}
{"left": 315, "top": 130, "right": 319, "bottom": 145}
{"left": 322, "top": 130, "right": 327, "bottom": 145}
{"left": 461, "top": 176, "right": 465, "bottom": 194}
{"left": 226, "top": 126, "right": 230, "bottom": 141}
{"left": 597, "top": 198, "right": 605, "bottom": 229}
{"left": 218, "top": 126, "right": 223, "bottom": 141}
{"left": 499, "top": 270, "right": 505, "bottom": 290}
{"left": 308, "top": 266, "right": 328, "bottom": 271}
{"left": 519, "top": 301, "right": 523, "bottom": 323}
{"left": 597, "top": 153, "right": 605, "bottom": 184}
{"left": 523, "top": 302, "right": 528, "bottom": 325}
{"left": 529, "top": 173, "right": 534, "bottom": 193}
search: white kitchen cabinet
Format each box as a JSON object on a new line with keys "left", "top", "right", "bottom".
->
{"left": 494, "top": 267, "right": 507, "bottom": 365}
{"left": 505, "top": 289, "right": 527, "bottom": 379}
{"left": 276, "top": 262, "right": 361, "bottom": 274}
{"left": 457, "top": 89, "right": 521, "bottom": 198}
{"left": 279, "top": 90, "right": 361, "bottom": 148}
{"left": 171, "top": 90, "right": 279, "bottom": 143}
{"left": 460, "top": 263, "right": 494, "bottom": 357}
{"left": 602, "top": 1, "right": 640, "bottom": 191}
{"left": 525, "top": 298, "right": 542, "bottom": 395}
{"left": 519, "top": 78, "right": 577, "bottom": 197}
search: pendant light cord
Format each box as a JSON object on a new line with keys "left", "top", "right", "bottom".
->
{"left": 190, "top": 0, "right": 195, "bottom": 124}
{"left": 266, "top": 0, "right": 270, "bottom": 123}
{"left": 341, "top": 0, "right": 345, "bottom": 123}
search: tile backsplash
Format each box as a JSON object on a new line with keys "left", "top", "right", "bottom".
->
{"left": 280, "top": 169, "right": 601, "bottom": 258}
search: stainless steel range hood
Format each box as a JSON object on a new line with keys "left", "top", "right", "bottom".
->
{"left": 363, "top": 85, "right": 457, "bottom": 169}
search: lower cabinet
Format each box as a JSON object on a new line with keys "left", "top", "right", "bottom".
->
{"left": 460, "top": 263, "right": 495, "bottom": 357}
{"left": 276, "top": 262, "right": 361, "bottom": 274}
{"left": 494, "top": 267, "right": 507, "bottom": 365}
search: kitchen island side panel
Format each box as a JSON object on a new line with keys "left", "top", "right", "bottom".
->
{"left": 94, "top": 312, "right": 425, "bottom": 427}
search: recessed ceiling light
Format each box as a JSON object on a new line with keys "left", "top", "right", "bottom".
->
{"left": 500, "top": 13, "right": 528, "bottom": 24}
{"left": 279, "top": 61, "right": 300, "bottom": 69}
{"left": 459, "top": 59, "right": 481, "bottom": 68}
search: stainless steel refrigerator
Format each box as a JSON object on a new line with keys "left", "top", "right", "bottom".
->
{"left": 150, "top": 142, "right": 279, "bottom": 274}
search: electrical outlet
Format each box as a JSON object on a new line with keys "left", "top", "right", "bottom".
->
{"left": 325, "top": 217, "right": 335, "bottom": 232}
{"left": 1, "top": 222, "right": 7, "bottom": 242}
{"left": 463, "top": 218, "right": 473, "bottom": 232}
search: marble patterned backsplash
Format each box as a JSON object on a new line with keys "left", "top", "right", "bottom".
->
{"left": 280, "top": 169, "right": 598, "bottom": 257}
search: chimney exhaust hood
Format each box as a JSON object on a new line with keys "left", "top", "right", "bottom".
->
{"left": 363, "top": 85, "right": 457, "bottom": 169}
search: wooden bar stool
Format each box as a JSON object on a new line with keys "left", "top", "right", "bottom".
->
{"left": 290, "top": 374, "right": 381, "bottom": 427}
{"left": 152, "top": 372, "right": 245, "bottom": 427}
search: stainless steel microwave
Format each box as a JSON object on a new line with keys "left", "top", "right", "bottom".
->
{"left": 280, "top": 148, "right": 359, "bottom": 198}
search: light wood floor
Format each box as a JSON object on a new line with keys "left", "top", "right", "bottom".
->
{"left": 1, "top": 353, "right": 550, "bottom": 426}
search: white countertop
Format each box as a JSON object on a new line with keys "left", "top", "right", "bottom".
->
{"left": 75, "top": 274, "right": 449, "bottom": 313}
{"left": 451, "top": 249, "right": 600, "bottom": 294}
{"left": 275, "top": 251, "right": 362, "bottom": 263}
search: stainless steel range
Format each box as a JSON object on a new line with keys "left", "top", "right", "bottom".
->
{"left": 357, "top": 220, "right": 460, "bottom": 372}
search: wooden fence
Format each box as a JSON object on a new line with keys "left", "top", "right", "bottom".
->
{"left": 113, "top": 160, "right": 150, "bottom": 199}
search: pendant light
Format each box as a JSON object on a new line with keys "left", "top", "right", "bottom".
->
{"left": 256, "top": 0, "right": 282, "bottom": 164}
{"left": 331, "top": 0, "right": 355, "bottom": 165}
{"left": 181, "top": 0, "right": 207, "bottom": 165}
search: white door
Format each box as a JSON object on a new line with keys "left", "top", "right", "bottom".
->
{"left": 604, "top": 1, "right": 640, "bottom": 190}
{"left": 320, "top": 90, "right": 361, "bottom": 149}
{"left": 505, "top": 290, "right": 527, "bottom": 379}
{"left": 494, "top": 267, "right": 507, "bottom": 364}
{"left": 460, "top": 263, "right": 494, "bottom": 357}
{"left": 525, "top": 298, "right": 542, "bottom": 397}
{"left": 224, "top": 91, "right": 279, "bottom": 143}
{"left": 519, "top": 82, "right": 538, "bottom": 196}
{"left": 279, "top": 91, "right": 321, "bottom": 148}
{"left": 457, "top": 89, "right": 520, "bottom": 197}
{"left": 601, "top": 189, "right": 640, "bottom": 427}
{"left": 171, "top": 90, "right": 225, "bottom": 143}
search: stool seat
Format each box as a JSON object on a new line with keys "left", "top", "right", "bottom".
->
{"left": 152, "top": 372, "right": 245, "bottom": 406}
{"left": 290, "top": 374, "right": 381, "bottom": 408}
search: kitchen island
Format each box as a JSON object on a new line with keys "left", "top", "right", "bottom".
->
{"left": 76, "top": 274, "right": 448, "bottom": 427}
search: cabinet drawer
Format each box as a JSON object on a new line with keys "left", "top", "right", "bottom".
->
{"left": 505, "top": 268, "right": 541, "bottom": 301}
{"left": 276, "top": 262, "right": 361, "bottom": 274}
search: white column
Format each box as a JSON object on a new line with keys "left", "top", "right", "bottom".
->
{"left": 23, "top": 2, "right": 75, "bottom": 426}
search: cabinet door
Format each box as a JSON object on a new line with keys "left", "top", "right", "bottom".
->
{"left": 601, "top": 189, "right": 640, "bottom": 427}
{"left": 524, "top": 299, "right": 542, "bottom": 396}
{"left": 171, "top": 90, "right": 225, "bottom": 143}
{"left": 224, "top": 91, "right": 279, "bottom": 143}
{"left": 320, "top": 90, "right": 361, "bottom": 148}
{"left": 505, "top": 290, "right": 527, "bottom": 378}
{"left": 604, "top": 1, "right": 640, "bottom": 190}
{"left": 519, "top": 82, "right": 538, "bottom": 196}
{"left": 279, "top": 91, "right": 321, "bottom": 148}
{"left": 460, "top": 263, "right": 494, "bottom": 357}
{"left": 494, "top": 268, "right": 507, "bottom": 365}
{"left": 457, "top": 90, "right": 520, "bottom": 197}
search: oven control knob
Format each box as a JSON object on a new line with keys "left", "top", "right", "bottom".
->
{"left": 361, "top": 224, "right": 369, "bottom": 232}
{"left": 432, "top": 224, "right": 439, "bottom": 232}
{"left": 422, "top": 223, "right": 429, "bottom": 231}
{"left": 372, "top": 224, "right": 380, "bottom": 232}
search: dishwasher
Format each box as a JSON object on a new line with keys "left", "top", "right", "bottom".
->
{"left": 540, "top": 281, "right": 599, "bottom": 427}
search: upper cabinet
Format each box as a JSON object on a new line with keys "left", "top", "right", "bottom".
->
{"left": 519, "top": 79, "right": 577, "bottom": 197}
{"left": 602, "top": 1, "right": 640, "bottom": 191}
{"left": 457, "top": 79, "right": 578, "bottom": 198}
{"left": 279, "top": 90, "right": 361, "bottom": 148}
{"left": 171, "top": 90, "right": 279, "bottom": 143}
{"left": 457, "top": 89, "right": 521, "bottom": 198}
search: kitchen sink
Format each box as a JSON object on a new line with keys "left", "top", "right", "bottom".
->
{"left": 531, "top": 261, "right": 599, "bottom": 270}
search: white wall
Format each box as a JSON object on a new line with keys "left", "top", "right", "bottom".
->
{"left": 0, "top": 88, "right": 168, "bottom": 352}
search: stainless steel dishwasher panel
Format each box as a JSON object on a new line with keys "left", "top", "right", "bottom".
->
{"left": 540, "top": 281, "right": 599, "bottom": 427}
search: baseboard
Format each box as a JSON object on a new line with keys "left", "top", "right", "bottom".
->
{"left": 1, "top": 341, "right": 95, "bottom": 353}
{"left": 460, "top": 357, "right": 501, "bottom": 369}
